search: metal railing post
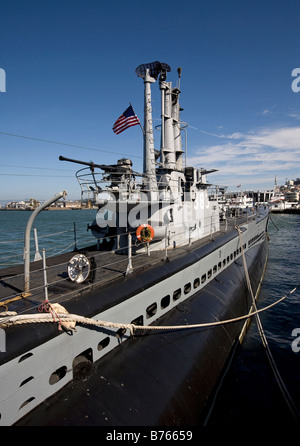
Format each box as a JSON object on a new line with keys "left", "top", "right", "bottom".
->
{"left": 126, "top": 233, "right": 133, "bottom": 275}
{"left": 42, "top": 249, "right": 49, "bottom": 302}
{"left": 164, "top": 226, "right": 169, "bottom": 261}
{"left": 33, "top": 227, "right": 42, "bottom": 261}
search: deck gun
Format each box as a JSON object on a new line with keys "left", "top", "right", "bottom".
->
{"left": 59, "top": 155, "right": 133, "bottom": 174}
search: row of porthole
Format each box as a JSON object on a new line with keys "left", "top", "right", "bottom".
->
{"left": 114, "top": 244, "right": 247, "bottom": 331}
{"left": 13, "top": 342, "right": 110, "bottom": 415}
{"left": 12, "top": 324, "right": 134, "bottom": 415}
{"left": 15, "top": 342, "right": 108, "bottom": 414}
{"left": 44, "top": 285, "right": 197, "bottom": 393}
{"left": 12, "top": 243, "right": 247, "bottom": 418}
{"left": 144, "top": 244, "right": 246, "bottom": 320}
{"left": 200, "top": 245, "right": 244, "bottom": 286}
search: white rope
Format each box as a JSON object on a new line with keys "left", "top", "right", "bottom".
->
{"left": 0, "top": 288, "right": 296, "bottom": 334}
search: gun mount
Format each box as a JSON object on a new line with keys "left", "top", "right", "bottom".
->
{"left": 59, "top": 155, "right": 141, "bottom": 205}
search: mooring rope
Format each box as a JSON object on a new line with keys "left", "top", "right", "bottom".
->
{"left": 0, "top": 288, "right": 297, "bottom": 335}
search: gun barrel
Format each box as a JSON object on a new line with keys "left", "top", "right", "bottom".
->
{"left": 59, "top": 156, "right": 106, "bottom": 170}
{"left": 59, "top": 155, "right": 136, "bottom": 174}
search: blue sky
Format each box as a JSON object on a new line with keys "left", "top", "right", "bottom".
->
{"left": 1, "top": 0, "right": 300, "bottom": 201}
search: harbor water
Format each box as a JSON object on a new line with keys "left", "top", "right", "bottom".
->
{"left": 207, "top": 213, "right": 300, "bottom": 426}
{"left": 0, "top": 209, "right": 98, "bottom": 268}
{"left": 0, "top": 209, "right": 299, "bottom": 426}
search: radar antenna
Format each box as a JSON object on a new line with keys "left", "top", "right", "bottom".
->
{"left": 135, "top": 61, "right": 171, "bottom": 80}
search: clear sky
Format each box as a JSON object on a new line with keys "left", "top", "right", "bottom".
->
{"left": 1, "top": 0, "right": 300, "bottom": 202}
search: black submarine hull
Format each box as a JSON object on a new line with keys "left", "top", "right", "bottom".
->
{"left": 15, "top": 237, "right": 268, "bottom": 426}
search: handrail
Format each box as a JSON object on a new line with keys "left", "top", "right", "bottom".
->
{"left": 23, "top": 191, "right": 67, "bottom": 295}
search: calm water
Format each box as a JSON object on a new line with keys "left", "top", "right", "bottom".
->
{"left": 0, "top": 209, "right": 98, "bottom": 267}
{"left": 0, "top": 210, "right": 299, "bottom": 426}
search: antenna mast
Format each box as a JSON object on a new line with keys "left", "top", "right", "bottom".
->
{"left": 135, "top": 62, "right": 171, "bottom": 193}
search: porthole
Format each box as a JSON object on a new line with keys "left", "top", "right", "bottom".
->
{"left": 173, "top": 288, "right": 181, "bottom": 301}
{"left": 72, "top": 349, "right": 93, "bottom": 381}
{"left": 49, "top": 366, "right": 67, "bottom": 385}
{"left": 116, "top": 328, "right": 127, "bottom": 338}
{"left": 184, "top": 283, "right": 191, "bottom": 294}
{"left": 131, "top": 315, "right": 144, "bottom": 326}
{"left": 20, "top": 376, "right": 34, "bottom": 387}
{"left": 161, "top": 295, "right": 170, "bottom": 309}
{"left": 208, "top": 269, "right": 212, "bottom": 279}
{"left": 19, "top": 397, "right": 35, "bottom": 410}
{"left": 98, "top": 337, "right": 110, "bottom": 351}
{"left": 194, "top": 277, "right": 200, "bottom": 289}
{"left": 146, "top": 302, "right": 157, "bottom": 319}
{"left": 201, "top": 274, "right": 206, "bottom": 284}
{"left": 18, "top": 353, "right": 33, "bottom": 363}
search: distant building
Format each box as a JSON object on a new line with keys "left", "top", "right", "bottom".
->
{"left": 49, "top": 200, "right": 82, "bottom": 209}
{"left": 6, "top": 198, "right": 40, "bottom": 209}
{"left": 285, "top": 190, "right": 299, "bottom": 202}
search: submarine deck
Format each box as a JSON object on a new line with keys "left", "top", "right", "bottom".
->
{"left": 0, "top": 212, "right": 259, "bottom": 318}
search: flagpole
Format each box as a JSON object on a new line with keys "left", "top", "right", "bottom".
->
{"left": 130, "top": 102, "right": 145, "bottom": 135}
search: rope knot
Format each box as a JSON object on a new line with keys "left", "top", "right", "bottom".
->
{"left": 38, "top": 301, "right": 76, "bottom": 332}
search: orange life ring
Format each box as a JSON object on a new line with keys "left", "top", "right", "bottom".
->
{"left": 136, "top": 224, "right": 155, "bottom": 243}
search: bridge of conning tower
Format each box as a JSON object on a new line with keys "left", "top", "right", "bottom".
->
{"left": 60, "top": 62, "right": 217, "bottom": 205}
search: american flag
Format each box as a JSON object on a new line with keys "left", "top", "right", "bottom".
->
{"left": 112, "top": 105, "right": 140, "bottom": 134}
